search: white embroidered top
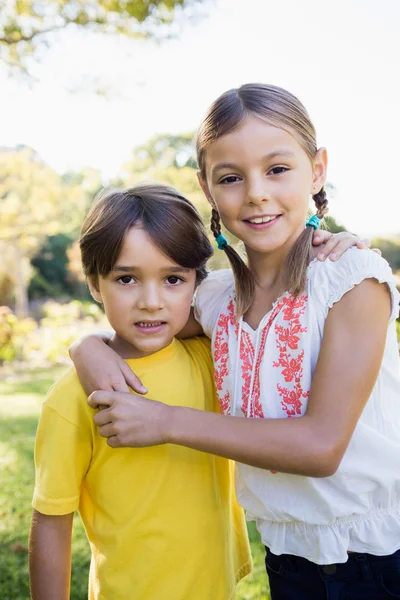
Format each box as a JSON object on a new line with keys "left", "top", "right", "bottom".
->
{"left": 194, "top": 249, "right": 400, "bottom": 565}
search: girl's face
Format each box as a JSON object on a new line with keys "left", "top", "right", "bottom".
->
{"left": 89, "top": 226, "right": 197, "bottom": 359}
{"left": 201, "top": 115, "right": 327, "bottom": 263}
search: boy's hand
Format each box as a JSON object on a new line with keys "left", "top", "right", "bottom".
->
{"left": 311, "top": 229, "right": 381, "bottom": 261}
{"left": 89, "top": 390, "right": 170, "bottom": 448}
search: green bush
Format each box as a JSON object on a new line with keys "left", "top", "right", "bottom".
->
{"left": 0, "top": 301, "right": 107, "bottom": 366}
{"left": 0, "top": 309, "right": 38, "bottom": 364}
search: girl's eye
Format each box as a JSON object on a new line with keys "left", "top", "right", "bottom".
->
{"left": 166, "top": 276, "right": 183, "bottom": 285}
{"left": 269, "top": 166, "right": 288, "bottom": 175}
{"left": 219, "top": 175, "right": 241, "bottom": 185}
{"left": 117, "top": 276, "right": 135, "bottom": 285}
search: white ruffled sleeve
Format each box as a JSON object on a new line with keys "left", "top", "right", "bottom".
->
{"left": 309, "top": 248, "right": 400, "bottom": 322}
{"left": 193, "top": 269, "right": 235, "bottom": 338}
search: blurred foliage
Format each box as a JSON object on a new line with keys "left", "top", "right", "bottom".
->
{"left": 371, "top": 237, "right": 400, "bottom": 272}
{"left": 0, "top": 146, "right": 88, "bottom": 316}
{"left": 0, "top": 0, "right": 204, "bottom": 72}
{"left": 0, "top": 148, "right": 101, "bottom": 314}
{"left": 0, "top": 300, "right": 106, "bottom": 366}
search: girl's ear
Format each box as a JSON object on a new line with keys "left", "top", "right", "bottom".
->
{"left": 312, "top": 147, "right": 328, "bottom": 194}
{"left": 88, "top": 278, "right": 103, "bottom": 304}
{"left": 197, "top": 171, "right": 216, "bottom": 208}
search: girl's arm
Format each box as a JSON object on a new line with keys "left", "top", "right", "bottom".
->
{"left": 70, "top": 231, "right": 377, "bottom": 396}
{"left": 89, "top": 278, "right": 390, "bottom": 478}
{"left": 29, "top": 510, "right": 74, "bottom": 600}
{"left": 69, "top": 308, "right": 202, "bottom": 396}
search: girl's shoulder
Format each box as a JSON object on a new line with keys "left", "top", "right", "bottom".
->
{"left": 193, "top": 269, "right": 235, "bottom": 338}
{"left": 307, "top": 248, "right": 400, "bottom": 322}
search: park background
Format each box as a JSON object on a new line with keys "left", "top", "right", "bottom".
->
{"left": 0, "top": 1, "right": 399, "bottom": 598}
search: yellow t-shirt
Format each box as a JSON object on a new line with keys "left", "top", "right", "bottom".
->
{"left": 33, "top": 337, "right": 251, "bottom": 600}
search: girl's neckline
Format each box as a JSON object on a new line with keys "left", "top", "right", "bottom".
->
{"left": 234, "top": 258, "right": 319, "bottom": 333}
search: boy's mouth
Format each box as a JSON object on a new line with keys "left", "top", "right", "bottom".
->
{"left": 134, "top": 321, "right": 167, "bottom": 334}
{"left": 136, "top": 321, "right": 165, "bottom": 328}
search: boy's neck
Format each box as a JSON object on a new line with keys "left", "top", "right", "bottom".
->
{"left": 108, "top": 333, "right": 169, "bottom": 360}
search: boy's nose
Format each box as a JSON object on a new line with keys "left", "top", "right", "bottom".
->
{"left": 137, "top": 285, "right": 164, "bottom": 312}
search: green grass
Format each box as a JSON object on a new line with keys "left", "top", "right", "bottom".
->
{"left": 0, "top": 366, "right": 270, "bottom": 599}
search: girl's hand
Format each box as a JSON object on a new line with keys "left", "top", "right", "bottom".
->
{"left": 69, "top": 336, "right": 147, "bottom": 396}
{"left": 311, "top": 229, "right": 381, "bottom": 261}
{"left": 88, "top": 390, "right": 169, "bottom": 448}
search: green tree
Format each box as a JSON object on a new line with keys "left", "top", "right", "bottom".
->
{"left": 0, "top": 0, "right": 204, "bottom": 71}
{"left": 0, "top": 146, "right": 84, "bottom": 316}
{"left": 371, "top": 237, "right": 400, "bottom": 272}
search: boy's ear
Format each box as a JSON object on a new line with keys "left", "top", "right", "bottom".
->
{"left": 197, "top": 171, "right": 216, "bottom": 208}
{"left": 312, "top": 147, "right": 328, "bottom": 194}
{"left": 88, "top": 278, "right": 102, "bottom": 304}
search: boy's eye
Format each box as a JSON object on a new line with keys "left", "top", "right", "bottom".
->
{"left": 269, "top": 166, "right": 288, "bottom": 175}
{"left": 219, "top": 175, "right": 241, "bottom": 185}
{"left": 166, "top": 276, "right": 183, "bottom": 285}
{"left": 117, "top": 276, "right": 135, "bottom": 285}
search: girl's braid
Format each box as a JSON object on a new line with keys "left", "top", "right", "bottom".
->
{"left": 210, "top": 208, "right": 223, "bottom": 240}
{"left": 312, "top": 187, "right": 329, "bottom": 219}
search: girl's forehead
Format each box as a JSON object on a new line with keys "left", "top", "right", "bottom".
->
{"left": 205, "top": 115, "right": 307, "bottom": 171}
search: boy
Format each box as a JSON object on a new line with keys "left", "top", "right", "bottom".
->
{"left": 29, "top": 184, "right": 251, "bottom": 600}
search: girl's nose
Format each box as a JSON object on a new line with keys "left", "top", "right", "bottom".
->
{"left": 246, "top": 178, "right": 269, "bottom": 205}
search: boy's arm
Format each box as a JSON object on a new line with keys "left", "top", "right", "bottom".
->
{"left": 29, "top": 510, "right": 74, "bottom": 600}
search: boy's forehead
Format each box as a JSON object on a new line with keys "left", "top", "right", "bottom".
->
{"left": 113, "top": 227, "right": 189, "bottom": 273}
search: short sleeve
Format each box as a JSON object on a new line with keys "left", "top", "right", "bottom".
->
{"left": 33, "top": 370, "right": 93, "bottom": 515}
{"left": 193, "top": 269, "right": 235, "bottom": 338}
{"left": 309, "top": 248, "right": 400, "bottom": 322}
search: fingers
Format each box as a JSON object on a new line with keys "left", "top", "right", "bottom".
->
{"left": 110, "top": 361, "right": 132, "bottom": 393}
{"left": 93, "top": 407, "right": 112, "bottom": 427}
{"left": 312, "top": 229, "right": 333, "bottom": 246}
{"left": 371, "top": 248, "right": 382, "bottom": 256}
{"left": 88, "top": 390, "right": 114, "bottom": 409}
{"left": 99, "top": 423, "right": 116, "bottom": 438}
{"left": 107, "top": 436, "right": 119, "bottom": 448}
{"left": 121, "top": 361, "right": 147, "bottom": 394}
{"left": 317, "top": 233, "right": 356, "bottom": 261}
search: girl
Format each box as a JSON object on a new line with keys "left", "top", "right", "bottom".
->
{"left": 74, "top": 85, "right": 400, "bottom": 600}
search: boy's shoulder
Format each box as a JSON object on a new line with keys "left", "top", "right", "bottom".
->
{"left": 177, "top": 335, "right": 212, "bottom": 363}
{"left": 43, "top": 366, "right": 90, "bottom": 428}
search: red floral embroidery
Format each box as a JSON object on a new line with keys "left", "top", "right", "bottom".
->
{"left": 273, "top": 295, "right": 309, "bottom": 417}
{"left": 213, "top": 292, "right": 310, "bottom": 422}
{"left": 240, "top": 298, "right": 289, "bottom": 418}
{"left": 213, "top": 299, "right": 237, "bottom": 415}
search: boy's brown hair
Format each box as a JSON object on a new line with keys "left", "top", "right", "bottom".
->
{"left": 80, "top": 183, "right": 213, "bottom": 284}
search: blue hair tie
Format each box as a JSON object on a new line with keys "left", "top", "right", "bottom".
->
{"left": 306, "top": 215, "right": 321, "bottom": 230}
{"left": 215, "top": 234, "right": 228, "bottom": 250}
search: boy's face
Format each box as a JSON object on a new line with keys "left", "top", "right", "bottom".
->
{"left": 89, "top": 226, "right": 197, "bottom": 359}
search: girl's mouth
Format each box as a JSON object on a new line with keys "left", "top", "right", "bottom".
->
{"left": 244, "top": 215, "right": 282, "bottom": 230}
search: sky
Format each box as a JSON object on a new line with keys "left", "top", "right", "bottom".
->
{"left": 1, "top": 0, "right": 400, "bottom": 237}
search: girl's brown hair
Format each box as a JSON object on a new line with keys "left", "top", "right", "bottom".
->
{"left": 196, "top": 83, "right": 328, "bottom": 316}
{"left": 80, "top": 183, "right": 213, "bottom": 284}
